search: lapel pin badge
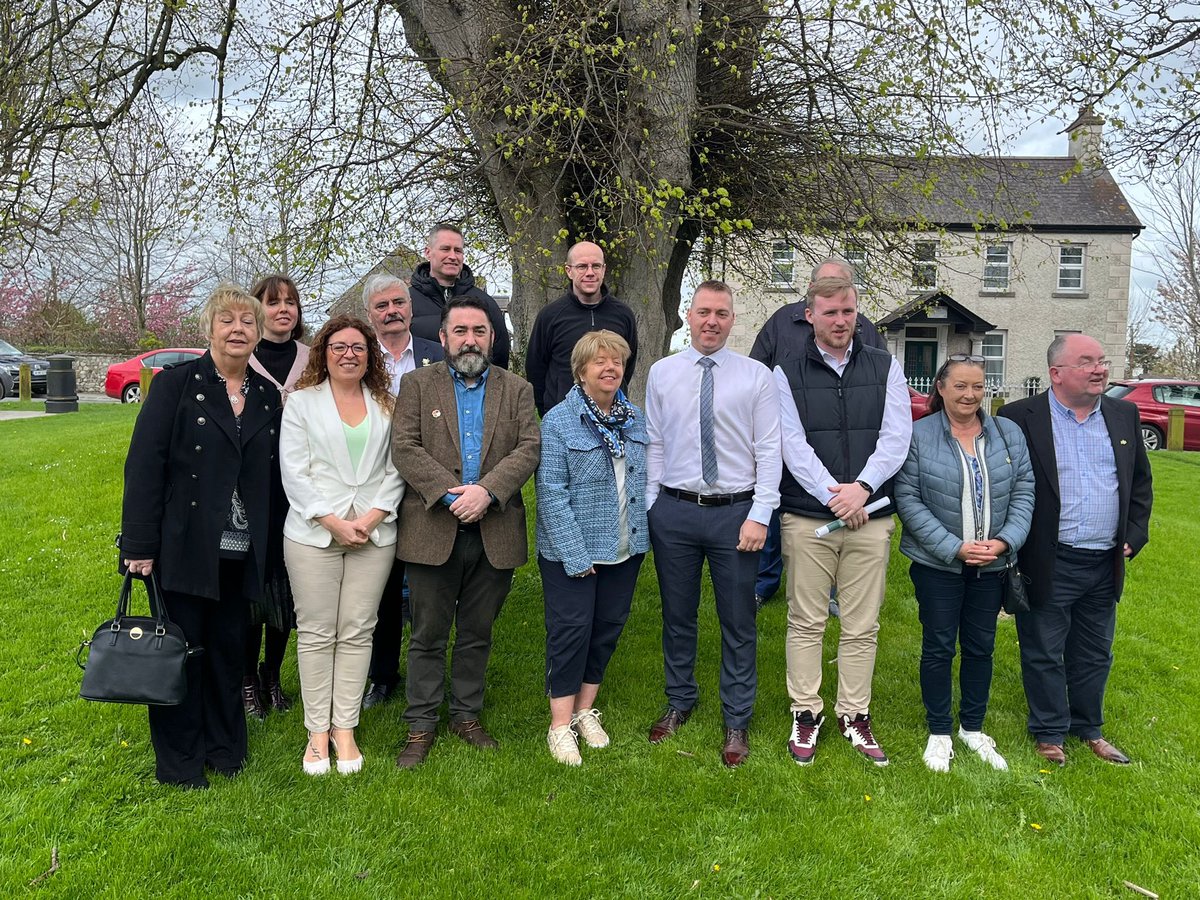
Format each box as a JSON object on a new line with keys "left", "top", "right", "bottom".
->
{"left": 432, "top": 409, "right": 442, "bottom": 419}
{"left": 1120, "top": 439, "right": 1127, "bottom": 445}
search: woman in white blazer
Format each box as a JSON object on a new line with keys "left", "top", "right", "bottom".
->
{"left": 281, "top": 315, "right": 404, "bottom": 776}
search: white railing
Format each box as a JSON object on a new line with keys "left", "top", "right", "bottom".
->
{"left": 907, "top": 375, "right": 1043, "bottom": 399}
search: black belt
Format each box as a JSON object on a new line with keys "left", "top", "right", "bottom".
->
{"left": 1058, "top": 543, "right": 1113, "bottom": 557}
{"left": 662, "top": 486, "right": 754, "bottom": 507}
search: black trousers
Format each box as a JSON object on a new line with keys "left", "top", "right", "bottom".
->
{"left": 367, "top": 560, "right": 408, "bottom": 687}
{"left": 404, "top": 527, "right": 512, "bottom": 730}
{"left": 1016, "top": 545, "right": 1118, "bottom": 744}
{"left": 148, "top": 561, "right": 249, "bottom": 785}
{"left": 648, "top": 494, "right": 759, "bottom": 729}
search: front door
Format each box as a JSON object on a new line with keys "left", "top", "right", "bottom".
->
{"left": 904, "top": 340, "right": 937, "bottom": 382}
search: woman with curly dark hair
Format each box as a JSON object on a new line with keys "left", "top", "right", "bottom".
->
{"left": 279, "top": 315, "right": 404, "bottom": 775}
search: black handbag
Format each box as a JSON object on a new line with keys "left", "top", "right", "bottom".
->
{"left": 1002, "top": 555, "right": 1031, "bottom": 615}
{"left": 76, "top": 572, "right": 198, "bottom": 706}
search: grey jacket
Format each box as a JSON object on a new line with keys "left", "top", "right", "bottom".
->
{"left": 894, "top": 410, "right": 1035, "bottom": 572}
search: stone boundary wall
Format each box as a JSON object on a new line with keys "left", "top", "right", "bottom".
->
{"left": 57, "top": 352, "right": 128, "bottom": 393}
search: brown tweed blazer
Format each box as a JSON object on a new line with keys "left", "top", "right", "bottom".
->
{"left": 390, "top": 361, "right": 540, "bottom": 569}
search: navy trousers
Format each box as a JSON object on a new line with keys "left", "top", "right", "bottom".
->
{"left": 754, "top": 509, "right": 784, "bottom": 601}
{"left": 649, "top": 493, "right": 759, "bottom": 729}
{"left": 1016, "top": 545, "right": 1118, "bottom": 744}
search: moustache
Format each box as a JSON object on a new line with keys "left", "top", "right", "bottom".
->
{"left": 384, "top": 314, "right": 406, "bottom": 324}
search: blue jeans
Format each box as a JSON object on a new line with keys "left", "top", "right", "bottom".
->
{"left": 910, "top": 562, "right": 1005, "bottom": 734}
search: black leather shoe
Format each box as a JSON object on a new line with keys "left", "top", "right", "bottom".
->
{"left": 259, "top": 663, "right": 292, "bottom": 713}
{"left": 242, "top": 676, "right": 267, "bottom": 721}
{"left": 362, "top": 681, "right": 397, "bottom": 710}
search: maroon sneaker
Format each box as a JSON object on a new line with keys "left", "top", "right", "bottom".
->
{"left": 838, "top": 713, "right": 889, "bottom": 767}
{"left": 787, "top": 710, "right": 824, "bottom": 765}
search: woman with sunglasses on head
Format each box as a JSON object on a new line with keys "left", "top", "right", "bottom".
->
{"left": 280, "top": 315, "right": 404, "bottom": 775}
{"left": 241, "top": 275, "right": 310, "bottom": 720}
{"left": 894, "top": 354, "right": 1034, "bottom": 773}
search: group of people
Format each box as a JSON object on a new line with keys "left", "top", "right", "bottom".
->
{"left": 119, "top": 234, "right": 1152, "bottom": 788}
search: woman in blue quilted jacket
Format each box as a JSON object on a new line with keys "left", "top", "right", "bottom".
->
{"left": 895, "top": 354, "right": 1034, "bottom": 773}
{"left": 535, "top": 330, "right": 647, "bottom": 766}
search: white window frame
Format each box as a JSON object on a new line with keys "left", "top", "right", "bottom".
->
{"left": 844, "top": 242, "right": 868, "bottom": 290}
{"left": 1058, "top": 245, "right": 1085, "bottom": 292}
{"left": 770, "top": 241, "right": 795, "bottom": 288}
{"left": 983, "top": 242, "right": 1011, "bottom": 291}
{"left": 981, "top": 330, "right": 1006, "bottom": 390}
{"left": 912, "top": 241, "right": 937, "bottom": 289}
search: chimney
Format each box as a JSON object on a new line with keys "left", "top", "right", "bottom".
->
{"left": 1062, "top": 106, "right": 1104, "bottom": 168}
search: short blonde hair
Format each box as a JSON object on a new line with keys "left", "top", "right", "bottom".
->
{"left": 806, "top": 275, "right": 856, "bottom": 305}
{"left": 200, "top": 283, "right": 265, "bottom": 341}
{"left": 571, "top": 330, "right": 632, "bottom": 383}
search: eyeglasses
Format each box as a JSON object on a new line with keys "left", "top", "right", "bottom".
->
{"left": 1054, "top": 359, "right": 1112, "bottom": 372}
{"left": 568, "top": 263, "right": 605, "bottom": 272}
{"left": 329, "top": 342, "right": 368, "bottom": 356}
{"left": 947, "top": 354, "right": 986, "bottom": 363}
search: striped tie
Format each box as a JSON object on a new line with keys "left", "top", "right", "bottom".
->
{"left": 699, "top": 356, "right": 718, "bottom": 485}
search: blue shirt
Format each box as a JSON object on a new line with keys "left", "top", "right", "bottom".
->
{"left": 1049, "top": 389, "right": 1119, "bottom": 549}
{"left": 441, "top": 366, "right": 489, "bottom": 506}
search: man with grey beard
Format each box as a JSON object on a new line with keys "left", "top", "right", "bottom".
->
{"left": 389, "top": 296, "right": 540, "bottom": 769}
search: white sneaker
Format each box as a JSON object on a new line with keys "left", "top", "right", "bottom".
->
{"left": 923, "top": 734, "right": 954, "bottom": 773}
{"left": 571, "top": 708, "right": 610, "bottom": 748}
{"left": 547, "top": 725, "right": 582, "bottom": 766}
{"left": 957, "top": 728, "right": 1008, "bottom": 770}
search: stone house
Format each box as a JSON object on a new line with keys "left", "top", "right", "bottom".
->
{"left": 726, "top": 111, "right": 1143, "bottom": 394}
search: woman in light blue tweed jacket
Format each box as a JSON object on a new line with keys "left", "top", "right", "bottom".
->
{"left": 535, "top": 330, "right": 648, "bottom": 766}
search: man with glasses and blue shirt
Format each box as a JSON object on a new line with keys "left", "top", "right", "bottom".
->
{"left": 998, "top": 334, "right": 1152, "bottom": 766}
{"left": 525, "top": 241, "right": 639, "bottom": 416}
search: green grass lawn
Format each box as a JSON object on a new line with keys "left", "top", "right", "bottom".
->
{"left": 3, "top": 405, "right": 1198, "bottom": 897}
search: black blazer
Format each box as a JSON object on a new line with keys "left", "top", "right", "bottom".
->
{"left": 998, "top": 391, "right": 1152, "bottom": 605}
{"left": 410, "top": 335, "right": 445, "bottom": 369}
{"left": 121, "top": 352, "right": 282, "bottom": 601}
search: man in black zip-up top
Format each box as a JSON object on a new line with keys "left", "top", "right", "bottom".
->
{"left": 408, "top": 224, "right": 511, "bottom": 370}
{"left": 526, "top": 241, "right": 639, "bottom": 416}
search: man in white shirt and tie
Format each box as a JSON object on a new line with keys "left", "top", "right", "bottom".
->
{"left": 361, "top": 273, "right": 444, "bottom": 710}
{"left": 644, "top": 280, "right": 781, "bottom": 767}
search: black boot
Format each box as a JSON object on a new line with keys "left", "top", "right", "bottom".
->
{"left": 242, "top": 675, "right": 267, "bottom": 720}
{"left": 259, "top": 662, "right": 292, "bottom": 713}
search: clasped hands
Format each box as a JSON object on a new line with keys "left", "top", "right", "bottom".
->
{"left": 447, "top": 483, "right": 492, "bottom": 524}
{"left": 826, "top": 481, "right": 871, "bottom": 530}
{"left": 957, "top": 539, "right": 1008, "bottom": 567}
{"left": 320, "top": 509, "right": 388, "bottom": 548}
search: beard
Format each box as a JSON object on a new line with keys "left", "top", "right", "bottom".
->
{"left": 449, "top": 344, "right": 490, "bottom": 377}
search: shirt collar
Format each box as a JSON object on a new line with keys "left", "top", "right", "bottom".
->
{"left": 381, "top": 336, "right": 413, "bottom": 363}
{"left": 1049, "top": 388, "right": 1102, "bottom": 421}
{"left": 817, "top": 339, "right": 854, "bottom": 368}
{"left": 684, "top": 346, "right": 731, "bottom": 366}
{"left": 451, "top": 365, "right": 490, "bottom": 388}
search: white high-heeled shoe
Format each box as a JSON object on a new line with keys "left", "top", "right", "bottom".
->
{"left": 331, "top": 729, "right": 364, "bottom": 775}
{"left": 302, "top": 733, "right": 330, "bottom": 776}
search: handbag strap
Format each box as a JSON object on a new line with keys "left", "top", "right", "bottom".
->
{"left": 989, "top": 415, "right": 1020, "bottom": 570}
{"left": 115, "top": 572, "right": 173, "bottom": 630}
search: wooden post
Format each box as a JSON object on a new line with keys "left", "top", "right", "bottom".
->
{"left": 18, "top": 363, "right": 31, "bottom": 401}
{"left": 1167, "top": 408, "right": 1185, "bottom": 451}
{"left": 139, "top": 367, "right": 154, "bottom": 403}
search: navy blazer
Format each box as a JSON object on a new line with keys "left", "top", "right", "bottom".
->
{"left": 997, "top": 392, "right": 1152, "bottom": 605}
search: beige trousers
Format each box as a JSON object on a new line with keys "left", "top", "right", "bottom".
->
{"left": 781, "top": 513, "right": 895, "bottom": 718}
{"left": 285, "top": 538, "right": 395, "bottom": 733}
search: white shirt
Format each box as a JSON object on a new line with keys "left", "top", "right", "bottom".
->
{"left": 774, "top": 341, "right": 912, "bottom": 506}
{"left": 382, "top": 335, "right": 416, "bottom": 395}
{"left": 646, "top": 346, "right": 782, "bottom": 525}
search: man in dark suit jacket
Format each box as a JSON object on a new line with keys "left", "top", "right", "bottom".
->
{"left": 998, "top": 333, "right": 1152, "bottom": 766}
{"left": 360, "top": 274, "right": 446, "bottom": 708}
{"left": 390, "top": 296, "right": 540, "bottom": 768}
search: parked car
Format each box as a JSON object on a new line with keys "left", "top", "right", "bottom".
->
{"left": 0, "top": 339, "right": 50, "bottom": 396}
{"left": 1105, "top": 378, "right": 1200, "bottom": 451}
{"left": 0, "top": 365, "right": 13, "bottom": 400}
{"left": 908, "top": 385, "right": 930, "bottom": 420}
{"left": 105, "top": 348, "right": 204, "bottom": 403}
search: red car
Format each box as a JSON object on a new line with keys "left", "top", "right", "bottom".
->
{"left": 105, "top": 348, "right": 204, "bottom": 403}
{"left": 908, "top": 386, "right": 930, "bottom": 420}
{"left": 1105, "top": 378, "right": 1200, "bottom": 451}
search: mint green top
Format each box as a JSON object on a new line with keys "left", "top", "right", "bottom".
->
{"left": 342, "top": 418, "right": 370, "bottom": 471}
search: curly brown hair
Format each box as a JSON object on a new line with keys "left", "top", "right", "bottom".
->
{"left": 294, "top": 315, "right": 394, "bottom": 413}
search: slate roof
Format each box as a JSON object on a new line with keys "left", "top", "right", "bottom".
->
{"left": 847, "top": 156, "right": 1143, "bottom": 235}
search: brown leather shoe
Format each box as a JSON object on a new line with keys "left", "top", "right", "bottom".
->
{"left": 722, "top": 728, "right": 750, "bottom": 768}
{"left": 395, "top": 731, "right": 436, "bottom": 769}
{"left": 1035, "top": 742, "right": 1066, "bottom": 766}
{"left": 1085, "top": 737, "right": 1130, "bottom": 765}
{"left": 648, "top": 707, "right": 692, "bottom": 744}
{"left": 449, "top": 719, "right": 499, "bottom": 749}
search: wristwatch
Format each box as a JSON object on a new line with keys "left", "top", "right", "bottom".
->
{"left": 856, "top": 480, "right": 873, "bottom": 494}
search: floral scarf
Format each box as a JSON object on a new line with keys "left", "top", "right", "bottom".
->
{"left": 574, "top": 383, "right": 633, "bottom": 458}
